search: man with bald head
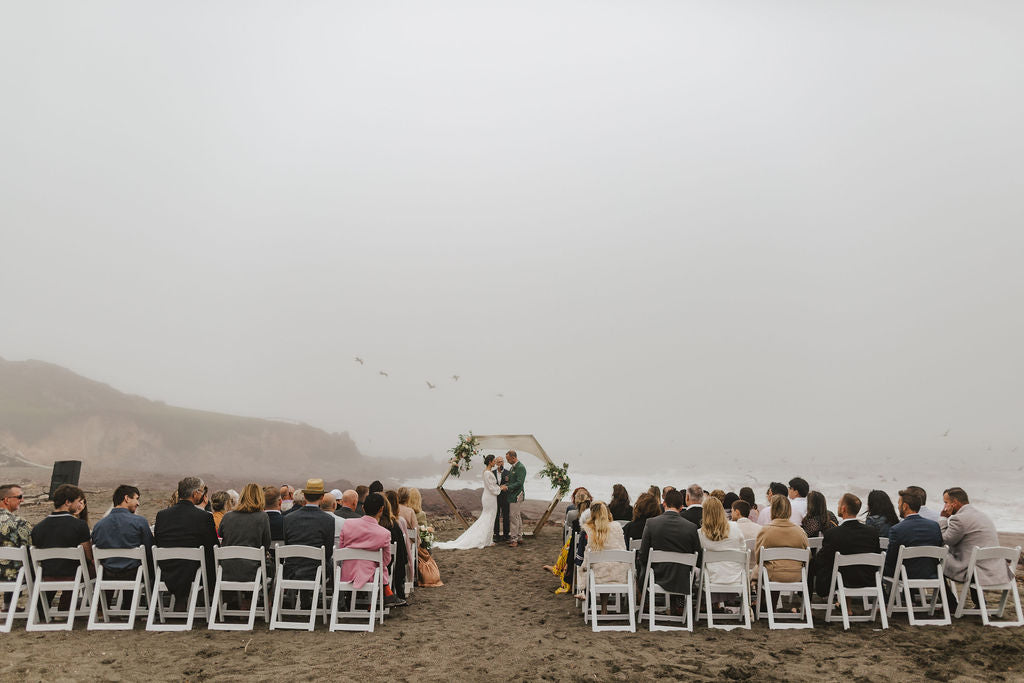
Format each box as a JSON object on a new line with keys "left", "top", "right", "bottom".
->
{"left": 336, "top": 490, "right": 361, "bottom": 519}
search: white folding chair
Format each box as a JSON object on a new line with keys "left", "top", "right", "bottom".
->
{"left": 406, "top": 529, "right": 419, "bottom": 596}
{"left": 807, "top": 537, "right": 823, "bottom": 551}
{"left": 628, "top": 538, "right": 641, "bottom": 552}
{"left": 582, "top": 549, "right": 636, "bottom": 632}
{"left": 0, "top": 546, "right": 34, "bottom": 632}
{"left": 26, "top": 546, "right": 93, "bottom": 631}
{"left": 208, "top": 545, "right": 270, "bottom": 630}
{"left": 883, "top": 545, "right": 951, "bottom": 626}
{"left": 953, "top": 546, "right": 1023, "bottom": 627}
{"left": 823, "top": 552, "right": 888, "bottom": 630}
{"left": 269, "top": 545, "right": 327, "bottom": 631}
{"left": 330, "top": 548, "right": 384, "bottom": 632}
{"left": 756, "top": 547, "right": 813, "bottom": 630}
{"left": 87, "top": 546, "right": 151, "bottom": 630}
{"left": 879, "top": 537, "right": 889, "bottom": 550}
{"left": 696, "top": 548, "right": 751, "bottom": 631}
{"left": 637, "top": 550, "right": 697, "bottom": 631}
{"left": 146, "top": 546, "right": 210, "bottom": 631}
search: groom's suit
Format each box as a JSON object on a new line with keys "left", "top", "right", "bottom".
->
{"left": 493, "top": 466, "right": 510, "bottom": 540}
{"left": 506, "top": 460, "right": 526, "bottom": 543}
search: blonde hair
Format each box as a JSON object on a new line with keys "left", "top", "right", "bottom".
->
{"left": 408, "top": 488, "right": 423, "bottom": 513}
{"left": 700, "top": 497, "right": 729, "bottom": 541}
{"left": 770, "top": 495, "right": 792, "bottom": 521}
{"left": 583, "top": 501, "right": 613, "bottom": 550}
{"left": 235, "top": 483, "right": 265, "bottom": 513}
{"left": 398, "top": 486, "right": 411, "bottom": 504}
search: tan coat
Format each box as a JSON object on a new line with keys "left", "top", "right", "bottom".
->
{"left": 755, "top": 518, "right": 809, "bottom": 582}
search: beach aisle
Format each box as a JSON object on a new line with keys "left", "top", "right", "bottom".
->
{"left": 1, "top": 520, "right": 1022, "bottom": 681}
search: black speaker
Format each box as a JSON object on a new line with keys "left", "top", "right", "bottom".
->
{"left": 48, "top": 460, "right": 82, "bottom": 500}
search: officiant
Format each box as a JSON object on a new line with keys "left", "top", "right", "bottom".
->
{"left": 492, "top": 455, "right": 510, "bottom": 542}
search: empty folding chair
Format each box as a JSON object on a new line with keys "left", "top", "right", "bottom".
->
{"left": 87, "top": 546, "right": 151, "bottom": 630}
{"left": 146, "top": 546, "right": 211, "bottom": 631}
{"left": 756, "top": 547, "right": 813, "bottom": 630}
{"left": 883, "top": 545, "right": 951, "bottom": 626}
{"left": 330, "top": 548, "right": 385, "bottom": 632}
{"left": 953, "top": 546, "right": 1023, "bottom": 627}
{"left": 583, "top": 549, "right": 636, "bottom": 632}
{"left": 208, "top": 545, "right": 270, "bottom": 630}
{"left": 823, "top": 552, "right": 888, "bottom": 630}
{"left": 0, "top": 546, "right": 34, "bottom": 632}
{"left": 637, "top": 550, "right": 697, "bottom": 631}
{"left": 269, "top": 545, "right": 327, "bottom": 631}
{"left": 696, "top": 548, "right": 751, "bottom": 630}
{"left": 26, "top": 546, "right": 93, "bottom": 631}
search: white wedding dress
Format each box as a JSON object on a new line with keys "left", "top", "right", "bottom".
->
{"left": 434, "top": 468, "right": 501, "bottom": 550}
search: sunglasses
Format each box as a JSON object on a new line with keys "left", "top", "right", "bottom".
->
{"left": 4, "top": 495, "right": 24, "bottom": 500}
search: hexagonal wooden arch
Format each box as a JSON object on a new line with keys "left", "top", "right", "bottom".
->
{"left": 436, "top": 434, "right": 562, "bottom": 536}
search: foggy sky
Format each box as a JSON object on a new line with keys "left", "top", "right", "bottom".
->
{"left": 2, "top": 1, "right": 1022, "bottom": 472}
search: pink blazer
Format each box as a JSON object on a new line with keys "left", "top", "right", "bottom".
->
{"left": 337, "top": 516, "right": 392, "bottom": 589}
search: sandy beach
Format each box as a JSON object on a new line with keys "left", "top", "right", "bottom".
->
{"left": 2, "top": 480, "right": 1023, "bottom": 682}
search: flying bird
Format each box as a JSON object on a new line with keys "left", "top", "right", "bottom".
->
{"left": 379, "top": 370, "right": 389, "bottom": 377}
{"left": 496, "top": 393, "right": 504, "bottom": 398}
{"left": 426, "top": 381, "right": 436, "bottom": 389}
{"left": 354, "top": 357, "right": 364, "bottom": 365}
{"left": 942, "top": 429, "right": 950, "bottom": 437}
{"left": 451, "top": 375, "right": 460, "bottom": 381}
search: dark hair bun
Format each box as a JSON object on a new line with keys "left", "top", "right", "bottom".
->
{"left": 483, "top": 454, "right": 495, "bottom": 466}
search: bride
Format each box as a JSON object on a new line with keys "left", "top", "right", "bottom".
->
{"left": 434, "top": 454, "right": 502, "bottom": 550}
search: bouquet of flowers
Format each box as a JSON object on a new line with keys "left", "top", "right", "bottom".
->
{"left": 447, "top": 431, "right": 480, "bottom": 477}
{"left": 418, "top": 524, "right": 436, "bottom": 551}
{"left": 538, "top": 461, "right": 571, "bottom": 497}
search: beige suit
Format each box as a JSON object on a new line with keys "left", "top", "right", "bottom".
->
{"left": 940, "top": 504, "right": 1013, "bottom": 584}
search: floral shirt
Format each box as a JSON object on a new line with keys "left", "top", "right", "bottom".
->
{"left": 0, "top": 508, "right": 32, "bottom": 580}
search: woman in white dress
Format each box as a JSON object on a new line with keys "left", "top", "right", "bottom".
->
{"left": 698, "top": 496, "right": 746, "bottom": 612}
{"left": 434, "top": 454, "right": 502, "bottom": 550}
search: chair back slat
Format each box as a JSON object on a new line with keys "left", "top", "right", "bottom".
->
{"left": 704, "top": 549, "right": 748, "bottom": 565}
{"left": 214, "top": 545, "right": 265, "bottom": 562}
{"left": 898, "top": 545, "right": 948, "bottom": 561}
{"left": 29, "top": 547, "right": 84, "bottom": 562}
{"left": 759, "top": 547, "right": 809, "bottom": 563}
{"left": 335, "top": 548, "right": 383, "bottom": 564}
{"left": 274, "top": 545, "right": 325, "bottom": 562}
{"left": 588, "top": 549, "right": 634, "bottom": 564}
{"left": 93, "top": 546, "right": 146, "bottom": 562}
{"left": 649, "top": 550, "right": 697, "bottom": 566}
{"left": 153, "top": 546, "right": 205, "bottom": 562}
{"left": 971, "top": 546, "right": 1021, "bottom": 564}
{"left": 835, "top": 552, "right": 885, "bottom": 568}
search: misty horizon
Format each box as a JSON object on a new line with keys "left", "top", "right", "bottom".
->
{"left": 2, "top": 2, "right": 1022, "bottom": 475}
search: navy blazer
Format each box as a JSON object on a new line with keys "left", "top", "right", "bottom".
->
{"left": 266, "top": 510, "right": 285, "bottom": 541}
{"left": 884, "top": 514, "right": 943, "bottom": 579}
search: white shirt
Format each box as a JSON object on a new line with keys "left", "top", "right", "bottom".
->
{"left": 789, "top": 496, "right": 807, "bottom": 525}
{"left": 734, "top": 517, "right": 762, "bottom": 541}
{"left": 918, "top": 505, "right": 940, "bottom": 522}
{"left": 838, "top": 516, "right": 858, "bottom": 525}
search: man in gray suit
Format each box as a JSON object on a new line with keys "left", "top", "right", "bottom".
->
{"left": 940, "top": 487, "right": 1013, "bottom": 609}
{"left": 638, "top": 488, "right": 701, "bottom": 611}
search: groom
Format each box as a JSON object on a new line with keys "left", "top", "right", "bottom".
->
{"left": 505, "top": 450, "right": 526, "bottom": 547}
{"left": 492, "top": 455, "right": 510, "bottom": 543}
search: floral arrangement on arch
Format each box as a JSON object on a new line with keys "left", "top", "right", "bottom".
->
{"left": 447, "top": 431, "right": 480, "bottom": 478}
{"left": 538, "top": 461, "right": 571, "bottom": 497}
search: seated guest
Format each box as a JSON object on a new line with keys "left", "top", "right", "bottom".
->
{"left": 756, "top": 483, "right": 788, "bottom": 525}
{"left": 564, "top": 487, "right": 592, "bottom": 531}
{"left": 219, "top": 483, "right": 272, "bottom": 596}
{"left": 608, "top": 484, "right": 632, "bottom": 521}
{"left": 722, "top": 491, "right": 739, "bottom": 512}
{"left": 382, "top": 492, "right": 410, "bottom": 601}
{"left": 355, "top": 485, "right": 369, "bottom": 515}
{"left": 279, "top": 485, "right": 296, "bottom": 514}
{"left": 31, "top": 484, "right": 95, "bottom": 610}
{"left": 210, "top": 491, "right": 232, "bottom": 532}
{"left": 263, "top": 486, "right": 285, "bottom": 541}
{"left": 730, "top": 501, "right": 762, "bottom": 541}
{"left": 91, "top": 484, "right": 153, "bottom": 579}
{"left": 282, "top": 479, "right": 334, "bottom": 582}
{"left": 905, "top": 485, "right": 940, "bottom": 523}
{"left": 698, "top": 497, "right": 745, "bottom": 612}
{"left": 884, "top": 487, "right": 943, "bottom": 579}
{"left": 336, "top": 490, "right": 361, "bottom": 519}
{"left": 813, "top": 493, "right": 879, "bottom": 598}
{"left": 801, "top": 490, "right": 838, "bottom": 538}
{"left": 708, "top": 489, "right": 726, "bottom": 503}
{"left": 940, "top": 487, "right": 1012, "bottom": 608}
{"left": 622, "top": 492, "right": 660, "bottom": 548}
{"left": 369, "top": 480, "right": 384, "bottom": 495}
{"left": 576, "top": 502, "right": 627, "bottom": 608}
{"left": 1, "top": 483, "right": 33, "bottom": 587}
{"left": 755, "top": 495, "right": 809, "bottom": 584}
{"left": 681, "top": 484, "right": 704, "bottom": 526}
{"left": 787, "top": 477, "right": 809, "bottom": 525}
{"left": 638, "top": 489, "right": 701, "bottom": 605}
{"left": 407, "top": 488, "right": 427, "bottom": 527}
{"left": 396, "top": 487, "right": 419, "bottom": 531}
{"left": 154, "top": 477, "right": 219, "bottom": 602}
{"left": 319, "top": 492, "right": 345, "bottom": 547}
{"left": 739, "top": 487, "right": 759, "bottom": 521}
{"left": 337, "top": 493, "right": 402, "bottom": 607}
{"left": 865, "top": 490, "right": 899, "bottom": 538}
{"left": 648, "top": 485, "right": 661, "bottom": 511}
{"left": 545, "top": 491, "right": 592, "bottom": 593}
